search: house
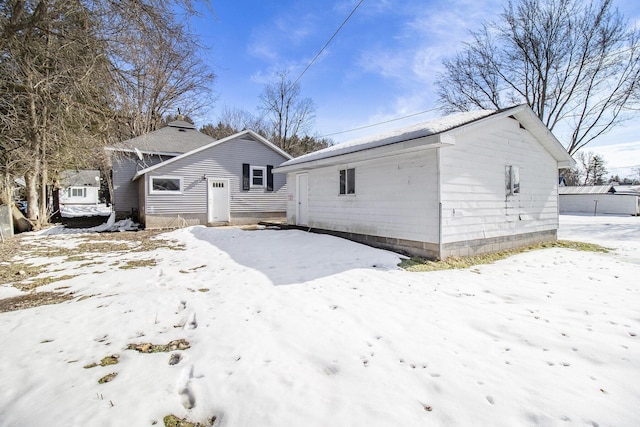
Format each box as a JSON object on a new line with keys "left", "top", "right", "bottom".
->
{"left": 106, "top": 120, "right": 292, "bottom": 228}
{"left": 559, "top": 185, "right": 640, "bottom": 215}
{"left": 274, "top": 105, "right": 574, "bottom": 260}
{"left": 58, "top": 170, "right": 101, "bottom": 206}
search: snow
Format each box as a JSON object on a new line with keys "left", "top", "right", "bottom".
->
{"left": 60, "top": 203, "right": 113, "bottom": 218}
{"left": 279, "top": 109, "right": 495, "bottom": 168}
{"left": 1, "top": 215, "right": 639, "bottom": 426}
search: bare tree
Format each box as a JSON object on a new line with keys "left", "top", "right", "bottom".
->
{"left": 436, "top": 0, "right": 640, "bottom": 155}
{"left": 259, "top": 70, "right": 317, "bottom": 154}
{"left": 0, "top": 0, "right": 215, "bottom": 227}
{"left": 576, "top": 152, "right": 608, "bottom": 185}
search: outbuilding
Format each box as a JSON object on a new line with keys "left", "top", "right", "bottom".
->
{"left": 559, "top": 185, "right": 640, "bottom": 215}
{"left": 274, "top": 105, "right": 574, "bottom": 259}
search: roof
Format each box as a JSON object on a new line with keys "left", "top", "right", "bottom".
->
{"left": 132, "top": 130, "right": 293, "bottom": 181}
{"left": 559, "top": 185, "right": 640, "bottom": 195}
{"left": 559, "top": 185, "right": 614, "bottom": 195}
{"left": 275, "top": 105, "right": 574, "bottom": 172}
{"left": 106, "top": 121, "right": 214, "bottom": 156}
{"left": 59, "top": 170, "right": 100, "bottom": 187}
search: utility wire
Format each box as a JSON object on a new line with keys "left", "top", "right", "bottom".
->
{"left": 292, "top": 0, "right": 365, "bottom": 87}
{"left": 320, "top": 107, "right": 441, "bottom": 138}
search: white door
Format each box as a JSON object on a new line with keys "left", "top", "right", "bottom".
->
{"left": 296, "top": 173, "right": 309, "bottom": 226}
{"left": 207, "top": 179, "right": 230, "bottom": 223}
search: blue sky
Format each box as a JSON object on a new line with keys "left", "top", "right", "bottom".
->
{"left": 190, "top": 0, "right": 640, "bottom": 175}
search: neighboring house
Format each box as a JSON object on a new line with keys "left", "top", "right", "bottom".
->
{"left": 274, "top": 105, "right": 574, "bottom": 260}
{"left": 106, "top": 120, "right": 292, "bottom": 228}
{"left": 559, "top": 185, "right": 640, "bottom": 215}
{"left": 58, "top": 170, "right": 100, "bottom": 206}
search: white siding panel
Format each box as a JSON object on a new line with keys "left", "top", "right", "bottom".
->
{"left": 440, "top": 118, "right": 559, "bottom": 243}
{"left": 560, "top": 194, "right": 639, "bottom": 215}
{"left": 296, "top": 150, "right": 439, "bottom": 242}
{"left": 112, "top": 153, "right": 168, "bottom": 216}
{"left": 144, "top": 137, "right": 288, "bottom": 217}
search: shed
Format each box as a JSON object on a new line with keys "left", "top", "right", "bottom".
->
{"left": 107, "top": 121, "right": 292, "bottom": 228}
{"left": 274, "top": 105, "right": 574, "bottom": 259}
{"left": 559, "top": 185, "right": 640, "bottom": 215}
{"left": 58, "top": 170, "right": 101, "bottom": 206}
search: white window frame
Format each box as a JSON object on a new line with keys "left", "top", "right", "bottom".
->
{"left": 339, "top": 168, "right": 355, "bottom": 195}
{"left": 250, "top": 166, "right": 267, "bottom": 188}
{"left": 149, "top": 176, "right": 183, "bottom": 194}
{"left": 69, "top": 187, "right": 86, "bottom": 198}
{"left": 505, "top": 165, "right": 520, "bottom": 196}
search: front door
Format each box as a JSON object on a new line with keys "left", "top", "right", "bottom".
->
{"left": 296, "top": 173, "right": 309, "bottom": 226}
{"left": 207, "top": 179, "right": 230, "bottom": 223}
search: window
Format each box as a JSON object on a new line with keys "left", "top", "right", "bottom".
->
{"left": 251, "top": 166, "right": 267, "bottom": 187}
{"left": 339, "top": 168, "right": 355, "bottom": 195}
{"left": 69, "top": 187, "right": 86, "bottom": 198}
{"left": 150, "top": 176, "right": 182, "bottom": 194}
{"left": 505, "top": 165, "right": 520, "bottom": 196}
{"left": 242, "top": 164, "right": 274, "bottom": 191}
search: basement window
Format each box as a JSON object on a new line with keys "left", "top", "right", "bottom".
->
{"left": 339, "top": 168, "right": 355, "bottom": 195}
{"left": 505, "top": 165, "right": 520, "bottom": 196}
{"left": 150, "top": 176, "right": 182, "bottom": 194}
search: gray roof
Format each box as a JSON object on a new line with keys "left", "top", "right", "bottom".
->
{"left": 132, "top": 130, "right": 293, "bottom": 181}
{"left": 107, "top": 121, "right": 215, "bottom": 155}
{"left": 60, "top": 170, "right": 100, "bottom": 187}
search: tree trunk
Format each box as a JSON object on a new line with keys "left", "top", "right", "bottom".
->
{"left": 24, "top": 169, "right": 39, "bottom": 221}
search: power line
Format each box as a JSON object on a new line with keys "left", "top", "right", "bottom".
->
{"left": 292, "top": 0, "right": 365, "bottom": 87}
{"left": 320, "top": 107, "right": 441, "bottom": 138}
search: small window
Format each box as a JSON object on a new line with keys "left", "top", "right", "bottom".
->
{"left": 505, "top": 165, "right": 520, "bottom": 196}
{"left": 150, "top": 176, "right": 182, "bottom": 194}
{"left": 251, "top": 166, "right": 266, "bottom": 187}
{"left": 339, "top": 168, "right": 355, "bottom": 195}
{"left": 69, "top": 188, "right": 86, "bottom": 198}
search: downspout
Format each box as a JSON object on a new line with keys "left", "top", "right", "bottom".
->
{"left": 436, "top": 147, "right": 443, "bottom": 260}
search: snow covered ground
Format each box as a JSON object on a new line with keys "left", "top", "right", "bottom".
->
{"left": 0, "top": 215, "right": 638, "bottom": 426}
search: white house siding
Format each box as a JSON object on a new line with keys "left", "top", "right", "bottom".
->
{"left": 560, "top": 194, "right": 639, "bottom": 215}
{"left": 286, "top": 150, "right": 440, "bottom": 245}
{"left": 112, "top": 154, "right": 166, "bottom": 219}
{"left": 141, "top": 137, "right": 288, "bottom": 228}
{"left": 59, "top": 187, "right": 99, "bottom": 205}
{"left": 439, "top": 117, "right": 559, "bottom": 256}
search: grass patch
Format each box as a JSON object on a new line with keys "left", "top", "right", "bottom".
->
{"left": 97, "top": 372, "right": 118, "bottom": 384}
{"left": 127, "top": 339, "right": 190, "bottom": 353}
{"left": 119, "top": 259, "right": 157, "bottom": 269}
{"left": 84, "top": 354, "right": 120, "bottom": 369}
{"left": 163, "top": 415, "right": 216, "bottom": 427}
{"left": 0, "top": 291, "right": 73, "bottom": 313}
{"left": 400, "top": 240, "right": 610, "bottom": 272}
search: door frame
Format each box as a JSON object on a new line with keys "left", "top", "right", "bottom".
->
{"left": 207, "top": 178, "right": 230, "bottom": 223}
{"left": 296, "top": 173, "right": 309, "bottom": 226}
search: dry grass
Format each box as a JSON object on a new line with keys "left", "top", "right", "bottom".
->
{"left": 399, "top": 240, "right": 610, "bottom": 272}
{"left": 0, "top": 229, "right": 184, "bottom": 311}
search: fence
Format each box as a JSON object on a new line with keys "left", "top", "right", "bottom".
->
{"left": 0, "top": 205, "right": 13, "bottom": 242}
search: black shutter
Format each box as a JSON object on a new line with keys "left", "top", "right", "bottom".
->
{"left": 266, "top": 165, "right": 274, "bottom": 191}
{"left": 242, "top": 163, "right": 250, "bottom": 191}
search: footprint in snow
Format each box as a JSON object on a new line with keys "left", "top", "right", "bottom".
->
{"left": 177, "top": 365, "right": 196, "bottom": 409}
{"left": 178, "top": 300, "right": 187, "bottom": 312}
{"left": 486, "top": 395, "right": 495, "bottom": 405}
{"left": 184, "top": 312, "right": 198, "bottom": 330}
